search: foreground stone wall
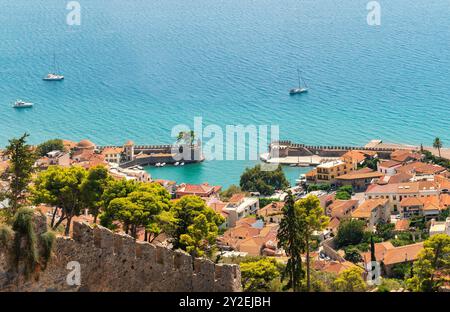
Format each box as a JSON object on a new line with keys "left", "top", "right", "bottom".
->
{"left": 0, "top": 217, "right": 241, "bottom": 292}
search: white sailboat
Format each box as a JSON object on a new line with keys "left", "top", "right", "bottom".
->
{"left": 289, "top": 68, "right": 308, "bottom": 95}
{"left": 43, "top": 53, "right": 64, "bottom": 81}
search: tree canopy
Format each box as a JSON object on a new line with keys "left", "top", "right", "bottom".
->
{"left": 171, "top": 195, "right": 224, "bottom": 256}
{"left": 3, "top": 133, "right": 36, "bottom": 215}
{"left": 333, "top": 267, "right": 367, "bottom": 292}
{"left": 335, "top": 219, "right": 366, "bottom": 248}
{"left": 240, "top": 258, "right": 282, "bottom": 292}
{"left": 100, "top": 181, "right": 172, "bottom": 240}
{"left": 294, "top": 195, "right": 329, "bottom": 291}
{"left": 335, "top": 185, "right": 352, "bottom": 200}
{"left": 407, "top": 234, "right": 450, "bottom": 292}
{"left": 240, "top": 164, "right": 289, "bottom": 196}
{"left": 32, "top": 166, "right": 87, "bottom": 235}
{"left": 35, "top": 139, "right": 65, "bottom": 157}
{"left": 277, "top": 191, "right": 304, "bottom": 291}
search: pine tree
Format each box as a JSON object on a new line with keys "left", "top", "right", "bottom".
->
{"left": 277, "top": 191, "right": 304, "bottom": 291}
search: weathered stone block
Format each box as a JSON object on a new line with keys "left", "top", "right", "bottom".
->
{"left": 72, "top": 222, "right": 93, "bottom": 244}
{"left": 135, "top": 241, "right": 156, "bottom": 260}
{"left": 93, "top": 226, "right": 115, "bottom": 250}
{"left": 193, "top": 258, "right": 215, "bottom": 292}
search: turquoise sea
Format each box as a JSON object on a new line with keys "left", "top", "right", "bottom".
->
{"left": 0, "top": 0, "right": 449, "bottom": 187}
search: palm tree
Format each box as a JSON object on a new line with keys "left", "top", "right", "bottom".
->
{"left": 177, "top": 131, "right": 195, "bottom": 145}
{"left": 433, "top": 137, "right": 443, "bottom": 158}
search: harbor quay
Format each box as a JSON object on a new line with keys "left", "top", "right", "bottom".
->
{"left": 97, "top": 140, "right": 204, "bottom": 168}
{"left": 260, "top": 139, "right": 446, "bottom": 166}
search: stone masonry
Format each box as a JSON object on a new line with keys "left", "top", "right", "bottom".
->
{"left": 0, "top": 215, "right": 241, "bottom": 292}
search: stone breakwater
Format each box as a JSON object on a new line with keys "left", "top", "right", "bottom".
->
{"left": 0, "top": 215, "right": 241, "bottom": 292}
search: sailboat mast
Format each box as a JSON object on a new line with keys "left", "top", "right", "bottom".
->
{"left": 297, "top": 68, "right": 301, "bottom": 88}
{"left": 54, "top": 52, "right": 60, "bottom": 73}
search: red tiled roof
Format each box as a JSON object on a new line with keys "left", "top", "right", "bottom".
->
{"left": 396, "top": 162, "right": 447, "bottom": 175}
{"left": 352, "top": 198, "right": 388, "bottom": 218}
{"left": 327, "top": 200, "right": 358, "bottom": 219}
{"left": 379, "top": 160, "right": 402, "bottom": 168}
{"left": 229, "top": 193, "right": 246, "bottom": 204}
{"left": 395, "top": 219, "right": 410, "bottom": 231}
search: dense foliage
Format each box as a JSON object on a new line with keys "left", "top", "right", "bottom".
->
{"left": 277, "top": 192, "right": 304, "bottom": 291}
{"left": 3, "top": 133, "right": 36, "bottom": 216}
{"left": 240, "top": 258, "right": 283, "bottom": 292}
{"left": 335, "top": 219, "right": 366, "bottom": 248}
{"left": 333, "top": 267, "right": 367, "bottom": 292}
{"left": 307, "top": 183, "right": 331, "bottom": 193}
{"left": 240, "top": 164, "right": 289, "bottom": 196}
{"left": 35, "top": 139, "right": 65, "bottom": 157}
{"left": 407, "top": 234, "right": 450, "bottom": 292}
{"left": 219, "top": 184, "right": 243, "bottom": 201}
{"left": 171, "top": 195, "right": 224, "bottom": 257}
{"left": 335, "top": 185, "right": 353, "bottom": 200}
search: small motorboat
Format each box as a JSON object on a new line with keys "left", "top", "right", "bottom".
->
{"left": 180, "top": 162, "right": 185, "bottom": 166}
{"left": 43, "top": 73, "right": 64, "bottom": 81}
{"left": 13, "top": 100, "right": 33, "bottom": 108}
{"left": 155, "top": 163, "right": 161, "bottom": 167}
{"left": 160, "top": 163, "right": 166, "bottom": 167}
{"left": 174, "top": 162, "right": 179, "bottom": 166}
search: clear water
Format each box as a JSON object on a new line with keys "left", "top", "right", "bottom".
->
{"left": 1, "top": 0, "right": 449, "bottom": 187}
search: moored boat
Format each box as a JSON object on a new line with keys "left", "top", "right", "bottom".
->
{"left": 13, "top": 100, "right": 33, "bottom": 108}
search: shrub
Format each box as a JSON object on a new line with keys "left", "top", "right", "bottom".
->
{"left": 377, "top": 278, "right": 403, "bottom": 292}
{"left": 40, "top": 231, "right": 56, "bottom": 267}
{"left": 335, "top": 219, "right": 366, "bottom": 248}
{"left": 0, "top": 223, "right": 14, "bottom": 248}
{"left": 12, "top": 207, "right": 39, "bottom": 277}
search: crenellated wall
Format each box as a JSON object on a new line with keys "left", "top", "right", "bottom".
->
{"left": 0, "top": 217, "right": 241, "bottom": 292}
{"left": 269, "top": 141, "right": 398, "bottom": 158}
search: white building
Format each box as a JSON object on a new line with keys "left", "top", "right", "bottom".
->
{"left": 377, "top": 160, "right": 402, "bottom": 176}
{"left": 109, "top": 165, "right": 151, "bottom": 183}
{"left": 429, "top": 218, "right": 450, "bottom": 236}
{"left": 223, "top": 193, "right": 259, "bottom": 227}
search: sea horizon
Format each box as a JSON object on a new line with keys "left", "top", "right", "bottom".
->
{"left": 1, "top": 0, "right": 449, "bottom": 187}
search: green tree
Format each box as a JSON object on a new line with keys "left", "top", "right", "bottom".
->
{"left": 180, "top": 214, "right": 219, "bottom": 257}
{"left": 35, "top": 139, "right": 65, "bottom": 157}
{"left": 307, "top": 183, "right": 331, "bottom": 193}
{"left": 377, "top": 278, "right": 403, "bottom": 292}
{"left": 407, "top": 234, "right": 450, "bottom": 292}
{"left": 344, "top": 246, "right": 363, "bottom": 263}
{"left": 3, "top": 133, "right": 37, "bottom": 216}
{"left": 32, "top": 166, "right": 87, "bottom": 235}
{"left": 177, "top": 130, "right": 195, "bottom": 145}
{"left": 240, "top": 258, "right": 281, "bottom": 292}
{"left": 80, "top": 166, "right": 111, "bottom": 223}
{"left": 375, "top": 222, "right": 395, "bottom": 241}
{"left": 277, "top": 191, "right": 304, "bottom": 291}
{"left": 258, "top": 198, "right": 280, "bottom": 209}
{"left": 295, "top": 195, "right": 329, "bottom": 291}
{"left": 335, "top": 191, "right": 351, "bottom": 200}
{"left": 171, "top": 195, "right": 224, "bottom": 255}
{"left": 333, "top": 267, "right": 367, "bottom": 292}
{"left": 100, "top": 181, "right": 172, "bottom": 240}
{"left": 335, "top": 219, "right": 366, "bottom": 248}
{"left": 335, "top": 185, "right": 352, "bottom": 200}
{"left": 240, "top": 164, "right": 289, "bottom": 196}
{"left": 433, "top": 137, "right": 443, "bottom": 158}
{"left": 219, "top": 184, "right": 243, "bottom": 201}
{"left": 101, "top": 178, "right": 138, "bottom": 210}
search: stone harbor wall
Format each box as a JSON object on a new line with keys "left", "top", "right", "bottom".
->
{"left": 0, "top": 216, "right": 241, "bottom": 292}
